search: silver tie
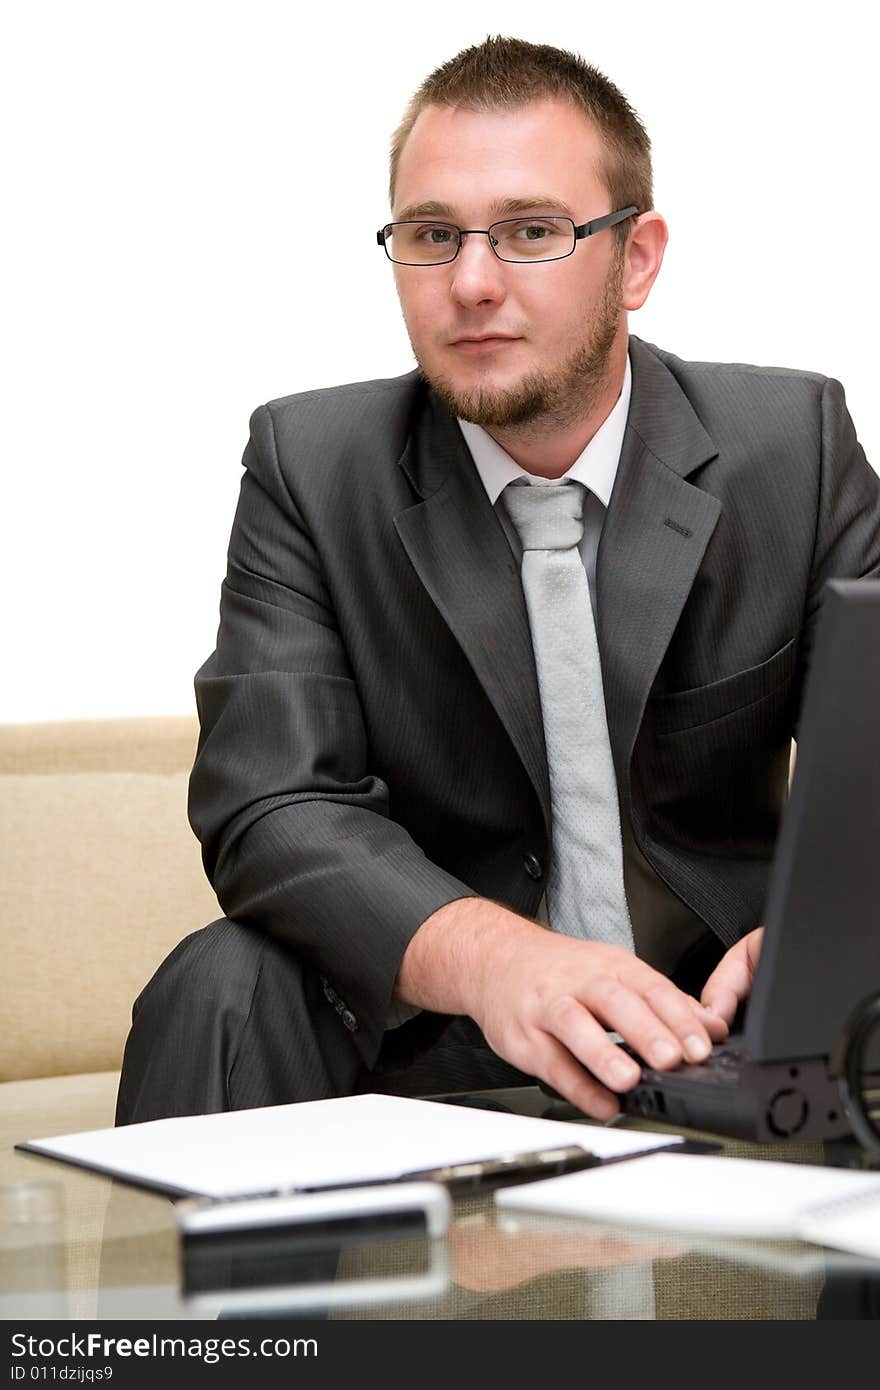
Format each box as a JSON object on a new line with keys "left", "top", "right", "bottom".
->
{"left": 503, "top": 482, "right": 634, "bottom": 950}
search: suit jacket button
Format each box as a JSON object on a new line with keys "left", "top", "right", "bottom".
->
{"left": 341, "top": 1010, "right": 359, "bottom": 1032}
{"left": 523, "top": 853, "right": 543, "bottom": 880}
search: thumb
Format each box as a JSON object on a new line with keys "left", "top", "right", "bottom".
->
{"left": 700, "top": 927, "right": 764, "bottom": 1025}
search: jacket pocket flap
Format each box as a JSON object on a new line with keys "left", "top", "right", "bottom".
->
{"left": 650, "top": 636, "right": 797, "bottom": 735}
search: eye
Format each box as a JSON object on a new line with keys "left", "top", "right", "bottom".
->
{"left": 416, "top": 224, "right": 455, "bottom": 244}
{"left": 514, "top": 221, "right": 554, "bottom": 239}
{"left": 492, "top": 218, "right": 569, "bottom": 247}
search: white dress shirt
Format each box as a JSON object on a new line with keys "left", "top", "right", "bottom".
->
{"left": 458, "top": 351, "right": 631, "bottom": 622}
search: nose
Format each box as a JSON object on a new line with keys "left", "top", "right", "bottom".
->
{"left": 449, "top": 232, "right": 508, "bottom": 308}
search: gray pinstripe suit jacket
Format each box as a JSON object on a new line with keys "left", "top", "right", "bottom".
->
{"left": 188, "top": 334, "right": 880, "bottom": 1074}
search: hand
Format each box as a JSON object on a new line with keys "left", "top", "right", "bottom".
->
{"left": 700, "top": 926, "right": 764, "bottom": 1027}
{"left": 466, "top": 926, "right": 729, "bottom": 1120}
{"left": 398, "top": 900, "right": 730, "bottom": 1120}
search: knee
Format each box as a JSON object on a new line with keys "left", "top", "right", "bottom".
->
{"left": 116, "top": 918, "right": 274, "bottom": 1125}
{"left": 131, "top": 917, "right": 267, "bottom": 1027}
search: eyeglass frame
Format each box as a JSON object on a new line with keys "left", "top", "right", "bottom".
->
{"left": 376, "top": 205, "right": 639, "bottom": 265}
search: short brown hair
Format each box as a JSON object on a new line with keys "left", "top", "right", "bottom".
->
{"left": 390, "top": 35, "right": 652, "bottom": 248}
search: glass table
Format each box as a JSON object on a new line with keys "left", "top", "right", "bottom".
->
{"left": 2, "top": 1072, "right": 879, "bottom": 1322}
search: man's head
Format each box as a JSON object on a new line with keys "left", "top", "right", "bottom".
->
{"left": 385, "top": 37, "right": 667, "bottom": 440}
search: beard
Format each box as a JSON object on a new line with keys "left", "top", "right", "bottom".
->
{"left": 416, "top": 248, "right": 626, "bottom": 432}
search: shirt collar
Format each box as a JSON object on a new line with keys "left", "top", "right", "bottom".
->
{"left": 458, "top": 348, "right": 631, "bottom": 506}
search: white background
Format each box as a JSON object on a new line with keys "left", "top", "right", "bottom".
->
{"left": 3, "top": 0, "right": 877, "bottom": 722}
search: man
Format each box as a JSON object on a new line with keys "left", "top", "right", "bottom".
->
{"left": 116, "top": 37, "right": 880, "bottom": 1127}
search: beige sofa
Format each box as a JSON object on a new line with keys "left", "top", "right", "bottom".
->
{"left": 0, "top": 717, "right": 221, "bottom": 1311}
{"left": 0, "top": 715, "right": 219, "bottom": 1093}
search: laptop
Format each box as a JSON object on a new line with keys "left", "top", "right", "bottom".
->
{"left": 617, "top": 578, "right": 880, "bottom": 1141}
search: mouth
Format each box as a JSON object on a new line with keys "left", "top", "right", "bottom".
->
{"left": 450, "top": 335, "right": 521, "bottom": 354}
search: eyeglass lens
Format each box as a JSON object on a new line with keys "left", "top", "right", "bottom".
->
{"left": 385, "top": 217, "right": 576, "bottom": 264}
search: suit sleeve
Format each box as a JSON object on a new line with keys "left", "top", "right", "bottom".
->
{"left": 188, "top": 403, "right": 473, "bottom": 1069}
{"left": 794, "top": 376, "right": 880, "bottom": 713}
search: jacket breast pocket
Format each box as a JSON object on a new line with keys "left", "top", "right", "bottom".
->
{"left": 649, "top": 637, "right": 797, "bottom": 737}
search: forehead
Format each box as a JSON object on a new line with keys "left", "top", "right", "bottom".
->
{"left": 394, "top": 98, "right": 607, "bottom": 218}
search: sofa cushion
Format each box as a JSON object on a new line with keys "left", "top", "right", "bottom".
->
{"left": 1, "top": 768, "right": 220, "bottom": 1082}
{"left": 0, "top": 716, "right": 200, "bottom": 776}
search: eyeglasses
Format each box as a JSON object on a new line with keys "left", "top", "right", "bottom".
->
{"left": 376, "top": 206, "right": 638, "bottom": 266}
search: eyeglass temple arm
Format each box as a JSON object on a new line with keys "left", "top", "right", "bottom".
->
{"left": 574, "top": 206, "right": 639, "bottom": 240}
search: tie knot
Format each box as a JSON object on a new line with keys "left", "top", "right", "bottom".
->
{"left": 502, "top": 482, "right": 585, "bottom": 551}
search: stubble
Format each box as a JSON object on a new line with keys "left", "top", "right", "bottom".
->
{"left": 417, "top": 248, "right": 626, "bottom": 432}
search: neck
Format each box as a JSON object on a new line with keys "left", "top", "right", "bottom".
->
{"left": 482, "top": 334, "right": 628, "bottom": 479}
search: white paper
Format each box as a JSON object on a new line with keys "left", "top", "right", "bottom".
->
{"left": 20, "top": 1093, "right": 681, "bottom": 1199}
{"left": 797, "top": 1190, "right": 880, "bottom": 1259}
{"left": 495, "top": 1152, "right": 880, "bottom": 1240}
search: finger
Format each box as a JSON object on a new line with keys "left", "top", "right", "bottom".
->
{"left": 687, "top": 997, "right": 729, "bottom": 1040}
{"left": 582, "top": 976, "right": 708, "bottom": 1068}
{"left": 700, "top": 943, "right": 753, "bottom": 1023}
{"left": 701, "top": 984, "right": 740, "bottom": 1026}
{"left": 640, "top": 980, "right": 721, "bottom": 1063}
{"left": 605, "top": 956, "right": 724, "bottom": 1049}
{"left": 539, "top": 996, "right": 643, "bottom": 1095}
{"left": 703, "top": 927, "right": 765, "bottom": 1024}
{"left": 535, "top": 1031, "right": 627, "bottom": 1120}
{"left": 745, "top": 926, "right": 765, "bottom": 972}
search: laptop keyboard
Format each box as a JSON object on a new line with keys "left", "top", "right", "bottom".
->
{"left": 709, "top": 1040, "right": 750, "bottom": 1073}
{"left": 621, "top": 1036, "right": 751, "bottom": 1081}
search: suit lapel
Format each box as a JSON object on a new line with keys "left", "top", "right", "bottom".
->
{"left": 598, "top": 338, "right": 721, "bottom": 801}
{"left": 394, "top": 389, "right": 552, "bottom": 832}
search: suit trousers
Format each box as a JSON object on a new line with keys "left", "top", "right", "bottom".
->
{"left": 114, "top": 918, "right": 536, "bottom": 1125}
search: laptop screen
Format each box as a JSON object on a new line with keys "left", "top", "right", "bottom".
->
{"left": 745, "top": 580, "right": 880, "bottom": 1064}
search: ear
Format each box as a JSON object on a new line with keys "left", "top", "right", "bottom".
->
{"left": 621, "top": 212, "right": 668, "bottom": 311}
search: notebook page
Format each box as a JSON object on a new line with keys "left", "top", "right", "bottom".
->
{"left": 20, "top": 1093, "right": 682, "bottom": 1198}
{"left": 496, "top": 1153, "right": 880, "bottom": 1239}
